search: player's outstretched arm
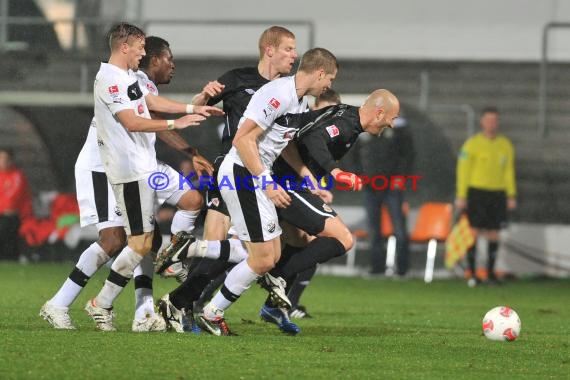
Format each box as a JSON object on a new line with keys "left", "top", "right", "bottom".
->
{"left": 191, "top": 80, "right": 225, "bottom": 106}
{"left": 117, "top": 109, "right": 205, "bottom": 132}
{"left": 146, "top": 93, "right": 223, "bottom": 116}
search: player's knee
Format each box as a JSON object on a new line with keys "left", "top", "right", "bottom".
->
{"left": 254, "top": 255, "right": 276, "bottom": 273}
{"left": 178, "top": 190, "right": 203, "bottom": 210}
{"left": 98, "top": 227, "right": 126, "bottom": 256}
{"left": 337, "top": 228, "right": 354, "bottom": 252}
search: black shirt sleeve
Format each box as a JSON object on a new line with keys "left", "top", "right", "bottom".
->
{"left": 207, "top": 70, "right": 235, "bottom": 106}
{"left": 298, "top": 115, "right": 356, "bottom": 174}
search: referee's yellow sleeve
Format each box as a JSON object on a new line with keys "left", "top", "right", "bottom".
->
{"left": 456, "top": 140, "right": 472, "bottom": 199}
{"left": 504, "top": 140, "right": 517, "bottom": 197}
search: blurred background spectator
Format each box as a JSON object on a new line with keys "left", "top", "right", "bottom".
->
{"left": 0, "top": 147, "right": 33, "bottom": 261}
{"left": 354, "top": 114, "right": 416, "bottom": 276}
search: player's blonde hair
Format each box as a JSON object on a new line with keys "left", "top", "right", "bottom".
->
{"left": 298, "top": 48, "right": 338, "bottom": 75}
{"left": 258, "top": 26, "right": 295, "bottom": 59}
{"left": 107, "top": 22, "right": 145, "bottom": 51}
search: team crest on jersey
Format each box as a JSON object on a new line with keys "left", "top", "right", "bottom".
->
{"left": 137, "top": 103, "right": 144, "bottom": 114}
{"left": 266, "top": 221, "right": 276, "bottom": 233}
{"left": 326, "top": 125, "right": 340, "bottom": 138}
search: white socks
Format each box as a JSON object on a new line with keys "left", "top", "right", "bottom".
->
{"left": 171, "top": 209, "right": 200, "bottom": 235}
{"left": 49, "top": 243, "right": 110, "bottom": 308}
{"left": 95, "top": 246, "right": 143, "bottom": 309}
{"left": 189, "top": 239, "right": 248, "bottom": 263}
{"left": 208, "top": 260, "right": 260, "bottom": 312}
{"left": 133, "top": 254, "right": 156, "bottom": 320}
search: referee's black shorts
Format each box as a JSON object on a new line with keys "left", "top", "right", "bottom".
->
{"left": 467, "top": 187, "right": 507, "bottom": 230}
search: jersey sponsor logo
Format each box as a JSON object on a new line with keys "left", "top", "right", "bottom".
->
{"left": 137, "top": 103, "right": 144, "bottom": 114}
{"left": 146, "top": 82, "right": 157, "bottom": 95}
{"left": 269, "top": 98, "right": 280, "bottom": 109}
{"left": 108, "top": 85, "right": 119, "bottom": 94}
{"left": 263, "top": 106, "right": 275, "bottom": 119}
{"left": 326, "top": 125, "right": 340, "bottom": 138}
{"left": 127, "top": 81, "right": 143, "bottom": 101}
{"left": 207, "top": 197, "right": 220, "bottom": 208}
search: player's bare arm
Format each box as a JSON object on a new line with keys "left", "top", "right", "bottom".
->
{"left": 280, "top": 141, "right": 320, "bottom": 193}
{"left": 145, "top": 93, "right": 224, "bottom": 116}
{"left": 233, "top": 118, "right": 291, "bottom": 208}
{"left": 191, "top": 80, "right": 225, "bottom": 106}
{"left": 116, "top": 109, "right": 205, "bottom": 132}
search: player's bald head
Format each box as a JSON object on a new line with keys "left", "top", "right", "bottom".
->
{"left": 363, "top": 89, "right": 399, "bottom": 112}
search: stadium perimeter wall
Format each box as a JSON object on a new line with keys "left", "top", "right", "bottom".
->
{"left": 141, "top": 0, "right": 570, "bottom": 61}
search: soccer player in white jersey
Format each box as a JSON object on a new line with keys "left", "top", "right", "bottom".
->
{"left": 82, "top": 23, "right": 223, "bottom": 332}
{"left": 197, "top": 48, "right": 338, "bottom": 335}
{"left": 40, "top": 35, "right": 218, "bottom": 332}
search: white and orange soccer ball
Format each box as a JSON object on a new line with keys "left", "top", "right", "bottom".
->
{"left": 482, "top": 306, "right": 521, "bottom": 341}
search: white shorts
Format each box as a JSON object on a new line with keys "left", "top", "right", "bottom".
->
{"left": 112, "top": 162, "right": 194, "bottom": 236}
{"left": 218, "top": 157, "right": 281, "bottom": 242}
{"left": 155, "top": 161, "right": 187, "bottom": 207}
{"left": 75, "top": 167, "right": 123, "bottom": 230}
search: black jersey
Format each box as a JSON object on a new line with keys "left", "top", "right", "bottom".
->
{"left": 207, "top": 67, "right": 270, "bottom": 153}
{"left": 272, "top": 104, "right": 363, "bottom": 179}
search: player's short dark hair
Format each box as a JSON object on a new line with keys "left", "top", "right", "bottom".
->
{"left": 481, "top": 106, "right": 499, "bottom": 116}
{"left": 315, "top": 88, "right": 341, "bottom": 107}
{"left": 106, "top": 22, "right": 145, "bottom": 50}
{"left": 139, "top": 36, "right": 170, "bottom": 69}
{"left": 298, "top": 47, "right": 338, "bottom": 75}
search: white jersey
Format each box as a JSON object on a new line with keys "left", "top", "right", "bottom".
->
{"left": 227, "top": 76, "right": 309, "bottom": 169}
{"left": 75, "top": 118, "right": 104, "bottom": 172}
{"left": 94, "top": 62, "right": 155, "bottom": 184}
{"left": 76, "top": 70, "right": 159, "bottom": 173}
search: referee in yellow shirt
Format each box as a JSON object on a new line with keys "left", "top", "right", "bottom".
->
{"left": 455, "top": 107, "right": 517, "bottom": 286}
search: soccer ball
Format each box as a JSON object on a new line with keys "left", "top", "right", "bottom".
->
{"left": 482, "top": 306, "right": 521, "bottom": 341}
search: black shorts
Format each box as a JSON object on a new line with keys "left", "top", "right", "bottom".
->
{"left": 467, "top": 188, "right": 507, "bottom": 230}
{"left": 206, "top": 155, "right": 229, "bottom": 216}
{"left": 277, "top": 187, "right": 337, "bottom": 236}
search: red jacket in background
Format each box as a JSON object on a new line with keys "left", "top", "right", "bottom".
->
{"left": 0, "top": 167, "right": 33, "bottom": 218}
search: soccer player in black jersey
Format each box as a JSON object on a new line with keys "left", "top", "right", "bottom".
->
{"left": 156, "top": 26, "right": 298, "bottom": 333}
{"left": 254, "top": 90, "right": 399, "bottom": 326}
{"left": 285, "top": 89, "right": 341, "bottom": 319}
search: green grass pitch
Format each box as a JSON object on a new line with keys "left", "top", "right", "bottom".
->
{"left": 0, "top": 263, "right": 568, "bottom": 379}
